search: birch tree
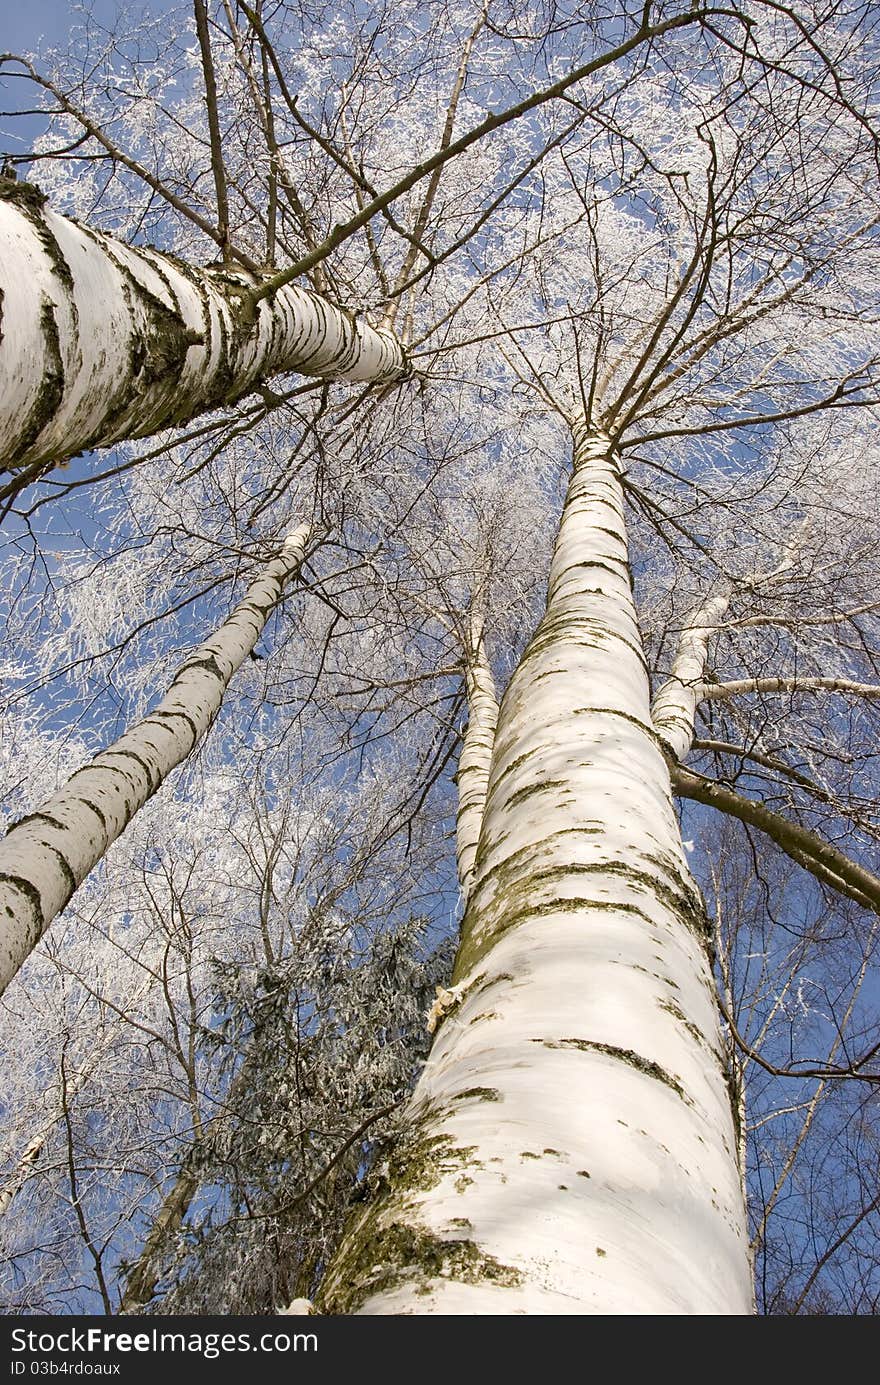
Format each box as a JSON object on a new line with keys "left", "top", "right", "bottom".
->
{"left": 0, "top": 0, "right": 725, "bottom": 506}
{"left": 0, "top": 525, "right": 312, "bottom": 995}
{"left": 2, "top": 0, "right": 880, "bottom": 1315}
{"left": 0, "top": 180, "right": 409, "bottom": 493}
{"left": 315, "top": 11, "right": 880, "bottom": 1311}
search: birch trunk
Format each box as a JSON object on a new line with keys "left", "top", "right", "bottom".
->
{"left": 0, "top": 1066, "right": 89, "bottom": 1218}
{"left": 455, "top": 621, "right": 499, "bottom": 902}
{"left": 0, "top": 526, "right": 311, "bottom": 996}
{"left": 651, "top": 592, "right": 730, "bottom": 760}
{"left": 118, "top": 1164, "right": 200, "bottom": 1314}
{"left": 318, "top": 425, "right": 752, "bottom": 1315}
{"left": 0, "top": 182, "right": 407, "bottom": 481}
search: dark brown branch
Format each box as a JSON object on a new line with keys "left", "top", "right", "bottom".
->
{"left": 717, "top": 996, "right": 880, "bottom": 1086}
{"left": 11, "top": 58, "right": 257, "bottom": 270}
{"left": 670, "top": 760, "right": 880, "bottom": 917}
{"left": 193, "top": 0, "right": 231, "bottom": 260}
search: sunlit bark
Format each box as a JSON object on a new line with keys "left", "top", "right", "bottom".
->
{"left": 0, "top": 185, "right": 407, "bottom": 486}
{"left": 455, "top": 618, "right": 499, "bottom": 902}
{"left": 652, "top": 592, "right": 730, "bottom": 759}
{"left": 318, "top": 425, "right": 752, "bottom": 1315}
{"left": 0, "top": 527, "right": 311, "bottom": 996}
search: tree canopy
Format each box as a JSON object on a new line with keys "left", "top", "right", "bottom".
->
{"left": 1, "top": 0, "right": 879, "bottom": 1315}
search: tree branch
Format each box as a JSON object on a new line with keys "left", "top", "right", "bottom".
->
{"left": 670, "top": 760, "right": 880, "bottom": 917}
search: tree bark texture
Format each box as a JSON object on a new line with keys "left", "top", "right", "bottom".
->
{"left": 651, "top": 592, "right": 730, "bottom": 760}
{"left": 318, "top": 425, "right": 753, "bottom": 1315}
{"left": 0, "top": 526, "right": 311, "bottom": 996}
{"left": 0, "top": 183, "right": 408, "bottom": 480}
{"left": 455, "top": 625, "right": 499, "bottom": 903}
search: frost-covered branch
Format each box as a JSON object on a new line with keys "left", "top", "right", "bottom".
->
{"left": 698, "top": 676, "right": 880, "bottom": 701}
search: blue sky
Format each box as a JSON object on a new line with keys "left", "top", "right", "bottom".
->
{"left": 1, "top": 2, "right": 178, "bottom": 159}
{"left": 3, "top": 1, "right": 170, "bottom": 54}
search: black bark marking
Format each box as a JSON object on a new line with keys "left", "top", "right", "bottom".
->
{"left": 535, "top": 1037, "right": 688, "bottom": 1102}
{"left": 17, "top": 297, "right": 65, "bottom": 455}
{"left": 100, "top": 748, "right": 160, "bottom": 794}
{"left": 79, "top": 799, "right": 108, "bottom": 832}
{"left": 504, "top": 780, "right": 568, "bottom": 809}
{"left": 41, "top": 845, "right": 78, "bottom": 898}
{"left": 0, "top": 873, "right": 45, "bottom": 945}
{"left": 5, "top": 811, "right": 67, "bottom": 835}
{"left": 150, "top": 708, "right": 201, "bottom": 743}
{"left": 176, "top": 653, "right": 227, "bottom": 682}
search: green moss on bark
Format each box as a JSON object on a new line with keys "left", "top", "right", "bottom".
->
{"left": 316, "top": 1220, "right": 522, "bottom": 1314}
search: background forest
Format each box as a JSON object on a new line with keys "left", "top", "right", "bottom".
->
{"left": 0, "top": 0, "right": 879, "bottom": 1314}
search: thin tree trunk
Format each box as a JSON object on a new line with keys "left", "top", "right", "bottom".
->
{"left": 0, "top": 184, "right": 408, "bottom": 484}
{"left": 455, "top": 617, "right": 499, "bottom": 902}
{"left": 317, "top": 423, "right": 753, "bottom": 1315}
{"left": 651, "top": 591, "right": 730, "bottom": 759}
{"left": 118, "top": 1164, "right": 201, "bottom": 1314}
{"left": 0, "top": 526, "right": 311, "bottom": 996}
{"left": 118, "top": 1041, "right": 253, "bottom": 1315}
{"left": 0, "top": 1037, "right": 113, "bottom": 1217}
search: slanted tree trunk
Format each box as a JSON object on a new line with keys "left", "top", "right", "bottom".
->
{"left": 118, "top": 1162, "right": 201, "bottom": 1314}
{"left": 0, "top": 182, "right": 408, "bottom": 489}
{"left": 0, "top": 1060, "right": 94, "bottom": 1218}
{"left": 0, "top": 526, "right": 311, "bottom": 996}
{"left": 318, "top": 423, "right": 753, "bottom": 1315}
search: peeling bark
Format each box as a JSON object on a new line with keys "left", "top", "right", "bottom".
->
{"left": 318, "top": 426, "right": 753, "bottom": 1315}
{"left": 0, "top": 184, "right": 408, "bottom": 483}
{"left": 0, "top": 526, "right": 311, "bottom": 996}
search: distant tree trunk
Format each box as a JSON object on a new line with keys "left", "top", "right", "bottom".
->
{"left": 651, "top": 591, "right": 730, "bottom": 760}
{"left": 455, "top": 618, "right": 499, "bottom": 902}
{"left": 118, "top": 1164, "right": 201, "bottom": 1314}
{"left": 318, "top": 424, "right": 753, "bottom": 1315}
{"left": 0, "top": 526, "right": 311, "bottom": 996}
{"left": 0, "top": 182, "right": 408, "bottom": 489}
{"left": 0, "top": 1061, "right": 90, "bottom": 1218}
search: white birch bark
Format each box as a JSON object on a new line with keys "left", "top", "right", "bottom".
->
{"left": 318, "top": 424, "right": 752, "bottom": 1315}
{"left": 455, "top": 619, "right": 499, "bottom": 902}
{"left": 0, "top": 526, "right": 311, "bottom": 997}
{"left": 118, "top": 1164, "right": 200, "bottom": 1314}
{"left": 0, "top": 1037, "right": 109, "bottom": 1217}
{"left": 651, "top": 592, "right": 730, "bottom": 760}
{"left": 0, "top": 1130, "right": 47, "bottom": 1218}
{"left": 698, "top": 675, "right": 880, "bottom": 700}
{"left": 0, "top": 184, "right": 407, "bottom": 479}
